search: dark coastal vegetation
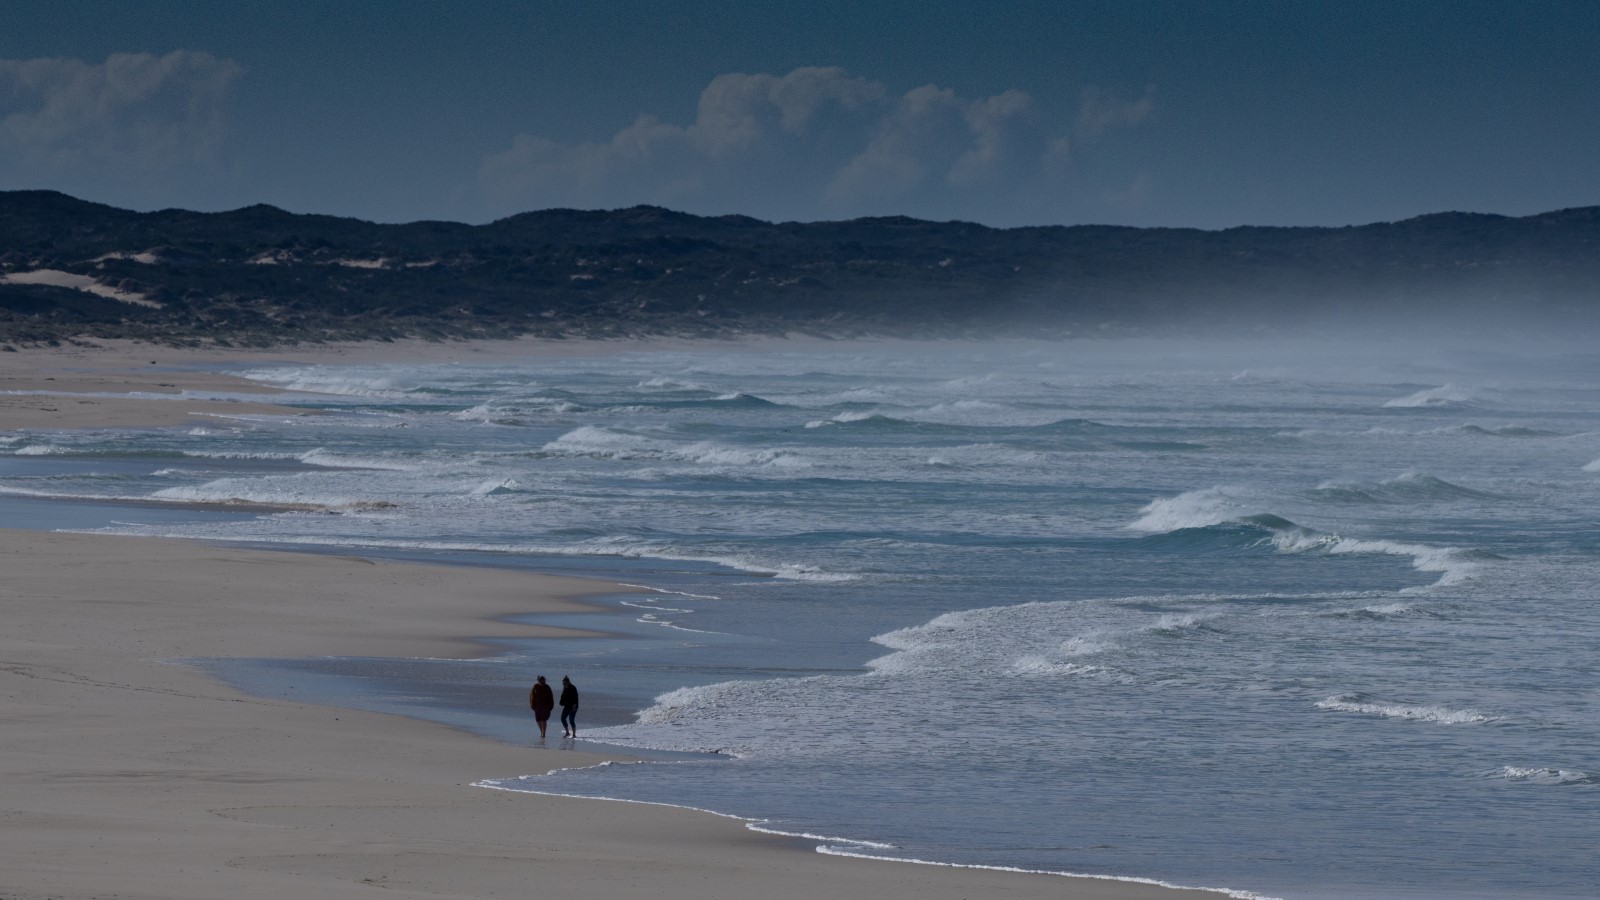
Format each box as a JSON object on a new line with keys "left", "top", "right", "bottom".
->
{"left": 2, "top": 190, "right": 1598, "bottom": 347}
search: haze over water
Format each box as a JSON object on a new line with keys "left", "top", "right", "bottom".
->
{"left": 4, "top": 337, "right": 1598, "bottom": 899}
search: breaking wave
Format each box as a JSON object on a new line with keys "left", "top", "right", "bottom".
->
{"left": 1129, "top": 487, "right": 1483, "bottom": 587}
{"left": 1127, "top": 486, "right": 1249, "bottom": 534}
{"left": 1482, "top": 766, "right": 1600, "bottom": 786}
{"left": 1383, "top": 385, "right": 1478, "bottom": 408}
{"left": 451, "top": 399, "right": 589, "bottom": 424}
{"left": 542, "top": 426, "right": 809, "bottom": 468}
{"left": 234, "top": 367, "right": 430, "bottom": 398}
{"left": 1315, "top": 694, "right": 1500, "bottom": 725}
{"left": 13, "top": 444, "right": 69, "bottom": 455}
{"left": 1449, "top": 424, "right": 1557, "bottom": 437}
{"left": 468, "top": 478, "right": 521, "bottom": 497}
{"left": 148, "top": 480, "right": 399, "bottom": 511}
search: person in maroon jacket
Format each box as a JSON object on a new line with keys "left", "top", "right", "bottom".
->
{"left": 529, "top": 675, "right": 555, "bottom": 740}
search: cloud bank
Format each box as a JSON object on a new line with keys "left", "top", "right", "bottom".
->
{"left": 481, "top": 67, "right": 1154, "bottom": 225}
{"left": 0, "top": 50, "right": 240, "bottom": 188}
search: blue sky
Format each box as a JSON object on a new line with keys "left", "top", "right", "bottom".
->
{"left": 2, "top": 1, "right": 1596, "bottom": 228}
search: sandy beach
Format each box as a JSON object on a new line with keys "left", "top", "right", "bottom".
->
{"left": 1, "top": 341, "right": 1225, "bottom": 900}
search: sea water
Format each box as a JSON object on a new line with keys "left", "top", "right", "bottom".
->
{"left": 4, "top": 337, "right": 1599, "bottom": 899}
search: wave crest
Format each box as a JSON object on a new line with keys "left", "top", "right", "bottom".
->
{"left": 1132, "top": 487, "right": 1483, "bottom": 587}
{"left": 1128, "top": 487, "right": 1243, "bottom": 533}
{"left": 1315, "top": 694, "right": 1499, "bottom": 724}
{"left": 1310, "top": 472, "right": 1490, "bottom": 504}
{"left": 542, "top": 426, "right": 808, "bottom": 468}
{"left": 1482, "top": 766, "right": 1599, "bottom": 786}
{"left": 1382, "top": 384, "right": 1477, "bottom": 408}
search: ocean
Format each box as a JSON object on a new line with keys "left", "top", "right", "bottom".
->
{"left": 5, "top": 337, "right": 1599, "bottom": 899}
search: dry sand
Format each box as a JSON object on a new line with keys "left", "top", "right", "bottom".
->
{"left": 0, "top": 339, "right": 314, "bottom": 429}
{"left": 0, "top": 342, "right": 1228, "bottom": 900}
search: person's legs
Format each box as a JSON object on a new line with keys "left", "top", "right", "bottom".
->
{"left": 561, "top": 707, "right": 576, "bottom": 736}
{"left": 536, "top": 715, "right": 548, "bottom": 738}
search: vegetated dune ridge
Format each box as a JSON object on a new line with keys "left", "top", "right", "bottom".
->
{"left": 3, "top": 189, "right": 1599, "bottom": 346}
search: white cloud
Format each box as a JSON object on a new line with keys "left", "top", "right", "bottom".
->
{"left": 1076, "top": 85, "right": 1156, "bottom": 138}
{"left": 480, "top": 67, "right": 1157, "bottom": 224}
{"left": 1102, "top": 172, "right": 1156, "bottom": 210}
{"left": 482, "top": 67, "right": 887, "bottom": 211}
{"left": 825, "top": 84, "right": 974, "bottom": 204}
{"left": 0, "top": 50, "right": 240, "bottom": 179}
{"left": 695, "top": 67, "right": 885, "bottom": 149}
{"left": 950, "top": 89, "right": 1038, "bottom": 187}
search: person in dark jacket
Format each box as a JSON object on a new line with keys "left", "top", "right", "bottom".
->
{"left": 559, "top": 676, "right": 579, "bottom": 737}
{"left": 529, "top": 675, "right": 555, "bottom": 739}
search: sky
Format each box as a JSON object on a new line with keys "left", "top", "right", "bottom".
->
{"left": 1, "top": 0, "right": 1596, "bottom": 229}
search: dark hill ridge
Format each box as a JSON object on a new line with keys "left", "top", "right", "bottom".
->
{"left": 2, "top": 190, "right": 1598, "bottom": 346}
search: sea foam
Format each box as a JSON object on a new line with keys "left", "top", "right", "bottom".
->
{"left": 1316, "top": 694, "right": 1499, "bottom": 725}
{"left": 1482, "top": 766, "right": 1599, "bottom": 786}
{"left": 1382, "top": 384, "right": 1478, "bottom": 408}
{"left": 1132, "top": 486, "right": 1482, "bottom": 588}
{"left": 1128, "top": 487, "right": 1244, "bottom": 533}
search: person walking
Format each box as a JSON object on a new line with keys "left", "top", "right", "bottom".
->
{"left": 529, "top": 675, "right": 555, "bottom": 740}
{"left": 559, "top": 676, "right": 580, "bottom": 737}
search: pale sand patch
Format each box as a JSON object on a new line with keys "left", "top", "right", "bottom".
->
{"left": 0, "top": 268, "right": 162, "bottom": 307}
{"left": 93, "top": 250, "right": 164, "bottom": 265}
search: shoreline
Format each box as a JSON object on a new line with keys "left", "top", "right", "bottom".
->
{"left": 1, "top": 339, "right": 1238, "bottom": 900}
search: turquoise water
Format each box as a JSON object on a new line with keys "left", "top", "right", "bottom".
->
{"left": 5, "top": 338, "right": 1599, "bottom": 899}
